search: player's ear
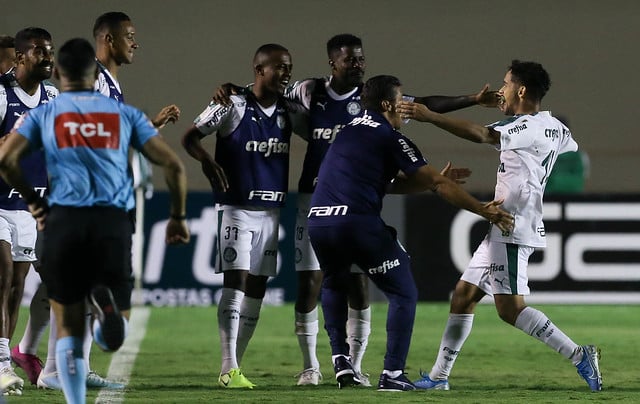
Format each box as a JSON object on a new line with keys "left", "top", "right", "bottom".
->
{"left": 254, "top": 64, "right": 264, "bottom": 76}
{"left": 105, "top": 33, "right": 114, "bottom": 45}
{"left": 381, "top": 100, "right": 392, "bottom": 112}
{"left": 518, "top": 85, "right": 526, "bottom": 99}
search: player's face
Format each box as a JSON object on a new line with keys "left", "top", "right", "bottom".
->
{"left": 498, "top": 70, "right": 522, "bottom": 115}
{"left": 388, "top": 86, "right": 404, "bottom": 129}
{"left": 19, "top": 38, "right": 54, "bottom": 81}
{"left": 330, "top": 46, "right": 365, "bottom": 88}
{"left": 260, "top": 51, "right": 293, "bottom": 95}
{"left": 0, "top": 47, "right": 16, "bottom": 74}
{"left": 111, "top": 21, "right": 138, "bottom": 65}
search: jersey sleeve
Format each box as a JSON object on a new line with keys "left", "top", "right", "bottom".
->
{"left": 559, "top": 124, "right": 579, "bottom": 154}
{"left": 391, "top": 131, "right": 428, "bottom": 176}
{"left": 14, "top": 109, "right": 43, "bottom": 149}
{"left": 193, "top": 95, "right": 244, "bottom": 138}
{"left": 487, "top": 116, "right": 539, "bottom": 151}
{"left": 284, "top": 78, "right": 318, "bottom": 110}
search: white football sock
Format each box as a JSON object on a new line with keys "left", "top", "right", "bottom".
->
{"left": 514, "top": 306, "right": 580, "bottom": 363}
{"left": 83, "top": 308, "right": 93, "bottom": 370}
{"left": 42, "top": 308, "right": 57, "bottom": 374}
{"left": 295, "top": 307, "right": 320, "bottom": 370}
{"left": 236, "top": 296, "right": 263, "bottom": 365}
{"left": 18, "top": 282, "right": 50, "bottom": 355}
{"left": 347, "top": 307, "right": 370, "bottom": 373}
{"left": 0, "top": 338, "right": 10, "bottom": 368}
{"left": 218, "top": 288, "right": 243, "bottom": 374}
{"left": 429, "top": 313, "right": 474, "bottom": 380}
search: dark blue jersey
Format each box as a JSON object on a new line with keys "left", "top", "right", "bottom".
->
{"left": 0, "top": 81, "right": 54, "bottom": 210}
{"left": 95, "top": 60, "right": 124, "bottom": 102}
{"left": 194, "top": 94, "right": 292, "bottom": 208}
{"left": 309, "top": 110, "right": 427, "bottom": 222}
{"left": 290, "top": 78, "right": 363, "bottom": 192}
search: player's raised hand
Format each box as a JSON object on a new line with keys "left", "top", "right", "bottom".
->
{"left": 480, "top": 199, "right": 514, "bottom": 233}
{"left": 212, "top": 83, "right": 243, "bottom": 106}
{"left": 201, "top": 156, "right": 229, "bottom": 192}
{"left": 475, "top": 84, "right": 500, "bottom": 108}
{"left": 152, "top": 104, "right": 181, "bottom": 129}
{"left": 396, "top": 100, "right": 433, "bottom": 122}
{"left": 440, "top": 161, "right": 471, "bottom": 184}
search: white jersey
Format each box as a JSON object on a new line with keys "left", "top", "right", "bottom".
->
{"left": 487, "top": 111, "right": 578, "bottom": 247}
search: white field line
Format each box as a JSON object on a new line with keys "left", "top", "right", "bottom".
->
{"left": 95, "top": 307, "right": 150, "bottom": 404}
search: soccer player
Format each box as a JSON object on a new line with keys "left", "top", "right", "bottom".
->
{"left": 0, "top": 37, "right": 189, "bottom": 404}
{"left": 214, "top": 34, "right": 500, "bottom": 386}
{"left": 0, "top": 36, "right": 15, "bottom": 75}
{"left": 308, "top": 74, "right": 514, "bottom": 391}
{"left": 182, "top": 43, "right": 306, "bottom": 389}
{"left": 0, "top": 27, "right": 57, "bottom": 396}
{"left": 397, "top": 60, "right": 602, "bottom": 392}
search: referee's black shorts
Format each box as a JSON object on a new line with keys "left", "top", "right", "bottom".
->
{"left": 40, "top": 205, "right": 133, "bottom": 310}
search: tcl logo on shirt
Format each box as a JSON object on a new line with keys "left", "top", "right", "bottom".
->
{"left": 55, "top": 112, "right": 120, "bottom": 149}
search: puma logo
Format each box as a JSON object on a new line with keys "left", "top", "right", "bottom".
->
{"left": 316, "top": 101, "right": 327, "bottom": 111}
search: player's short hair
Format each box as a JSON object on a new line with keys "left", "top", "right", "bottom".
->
{"left": 326, "top": 34, "right": 362, "bottom": 56}
{"left": 14, "top": 27, "right": 52, "bottom": 53}
{"left": 508, "top": 59, "right": 551, "bottom": 102}
{"left": 361, "top": 75, "right": 402, "bottom": 112}
{"left": 57, "top": 38, "right": 96, "bottom": 81}
{"left": 93, "top": 11, "right": 131, "bottom": 38}
{"left": 0, "top": 35, "right": 14, "bottom": 49}
{"left": 253, "top": 43, "right": 289, "bottom": 66}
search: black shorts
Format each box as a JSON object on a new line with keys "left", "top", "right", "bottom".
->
{"left": 40, "top": 205, "right": 133, "bottom": 310}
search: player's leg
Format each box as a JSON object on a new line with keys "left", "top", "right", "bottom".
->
{"left": 12, "top": 280, "right": 47, "bottom": 385}
{"left": 358, "top": 224, "right": 416, "bottom": 392}
{"left": 492, "top": 243, "right": 602, "bottom": 391}
{"left": 215, "top": 206, "right": 254, "bottom": 388}
{"left": 346, "top": 272, "right": 370, "bottom": 386}
{"left": 12, "top": 229, "right": 48, "bottom": 385}
{"left": 51, "top": 299, "right": 87, "bottom": 404}
{"left": 308, "top": 223, "right": 357, "bottom": 389}
{"left": 293, "top": 201, "right": 322, "bottom": 385}
{"left": 415, "top": 238, "right": 491, "bottom": 390}
{"left": 236, "top": 209, "right": 280, "bottom": 368}
{"left": 0, "top": 238, "right": 25, "bottom": 395}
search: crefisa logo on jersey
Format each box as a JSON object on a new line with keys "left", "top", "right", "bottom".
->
{"left": 368, "top": 259, "right": 400, "bottom": 275}
{"left": 346, "top": 101, "right": 361, "bottom": 116}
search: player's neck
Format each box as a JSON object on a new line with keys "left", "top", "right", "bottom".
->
{"left": 252, "top": 86, "right": 278, "bottom": 108}
{"left": 329, "top": 77, "right": 357, "bottom": 95}
{"left": 15, "top": 70, "right": 42, "bottom": 96}
{"left": 96, "top": 53, "right": 120, "bottom": 79}
{"left": 60, "top": 77, "right": 95, "bottom": 92}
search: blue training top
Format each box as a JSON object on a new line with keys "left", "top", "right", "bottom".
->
{"left": 309, "top": 110, "right": 427, "bottom": 222}
{"left": 16, "top": 90, "right": 158, "bottom": 209}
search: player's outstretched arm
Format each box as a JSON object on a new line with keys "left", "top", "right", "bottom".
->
{"left": 141, "top": 136, "right": 190, "bottom": 245}
{"left": 401, "top": 165, "right": 513, "bottom": 232}
{"left": 397, "top": 101, "right": 500, "bottom": 144}
{"left": 152, "top": 104, "right": 181, "bottom": 129}
{"left": 412, "top": 84, "right": 499, "bottom": 113}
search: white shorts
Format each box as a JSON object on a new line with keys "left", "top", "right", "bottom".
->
{"left": 295, "top": 194, "right": 363, "bottom": 274}
{"left": 460, "top": 237, "right": 533, "bottom": 296}
{"left": 0, "top": 209, "right": 37, "bottom": 262}
{"left": 295, "top": 194, "right": 320, "bottom": 271}
{"left": 215, "top": 205, "right": 280, "bottom": 277}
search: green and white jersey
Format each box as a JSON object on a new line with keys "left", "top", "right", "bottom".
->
{"left": 486, "top": 111, "right": 577, "bottom": 247}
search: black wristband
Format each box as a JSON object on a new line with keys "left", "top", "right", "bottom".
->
{"left": 170, "top": 214, "right": 186, "bottom": 220}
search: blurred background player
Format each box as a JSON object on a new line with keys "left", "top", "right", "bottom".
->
{"left": 307, "top": 74, "right": 513, "bottom": 391}
{"left": 215, "top": 33, "right": 500, "bottom": 386}
{"left": 0, "top": 37, "right": 189, "bottom": 404}
{"left": 0, "top": 36, "right": 15, "bottom": 75}
{"left": 545, "top": 115, "right": 590, "bottom": 194}
{"left": 0, "top": 27, "right": 57, "bottom": 396}
{"left": 398, "top": 60, "right": 602, "bottom": 392}
{"left": 183, "top": 43, "right": 306, "bottom": 389}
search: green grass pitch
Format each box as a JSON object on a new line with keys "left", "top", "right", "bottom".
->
{"left": 11, "top": 303, "right": 640, "bottom": 403}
